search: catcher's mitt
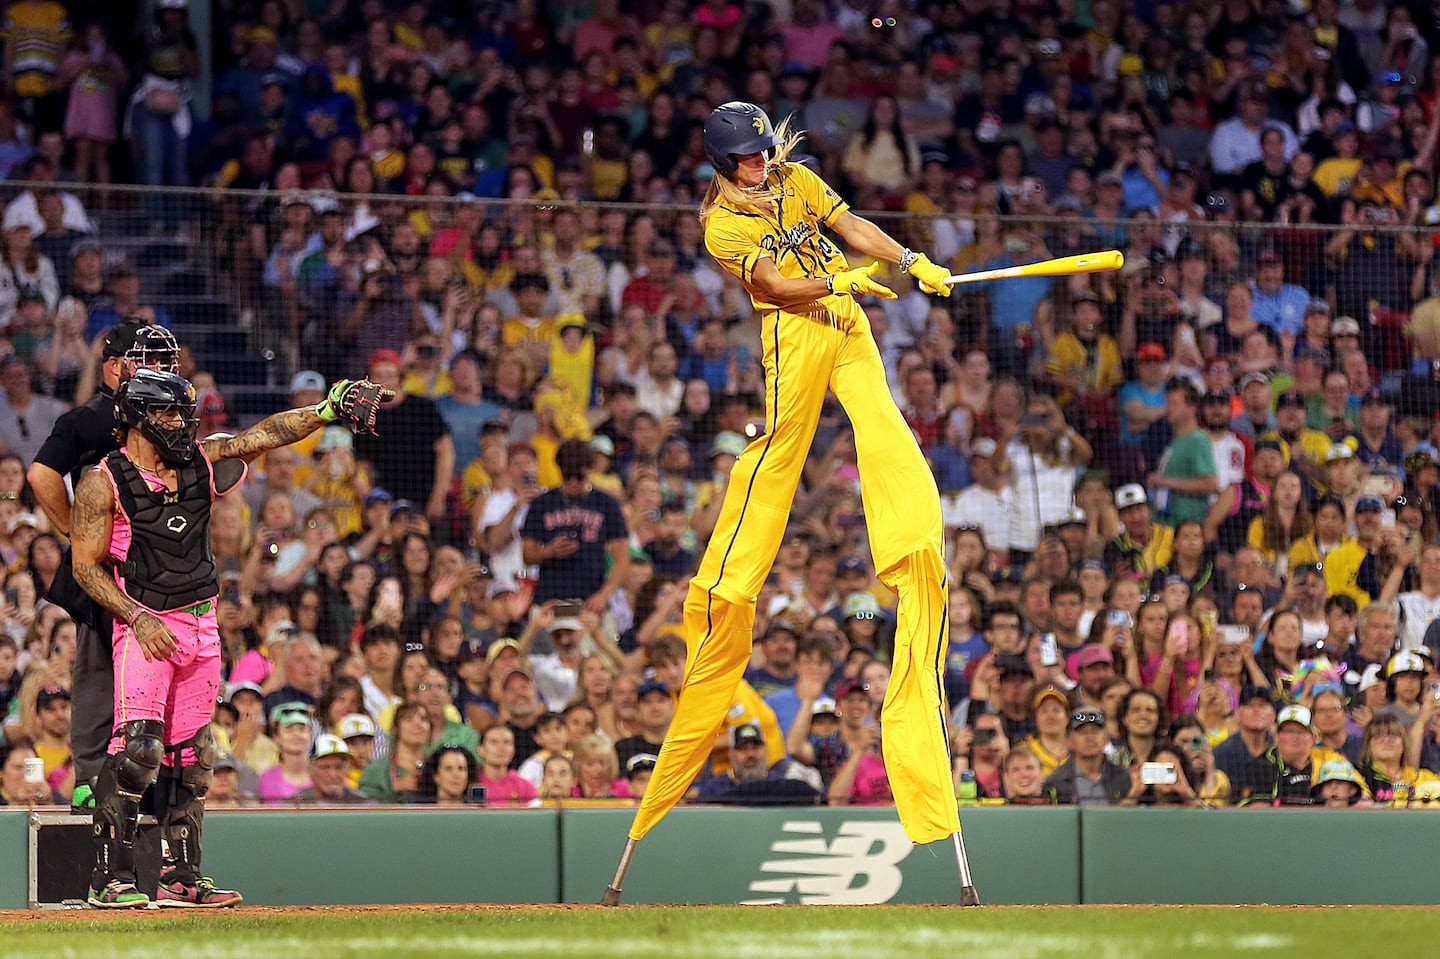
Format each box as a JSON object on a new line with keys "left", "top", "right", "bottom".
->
{"left": 317, "top": 378, "right": 394, "bottom": 435}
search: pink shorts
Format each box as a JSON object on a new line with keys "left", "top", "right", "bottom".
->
{"left": 110, "top": 601, "right": 221, "bottom": 766}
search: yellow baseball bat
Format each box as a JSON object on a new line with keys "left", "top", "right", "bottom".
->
{"left": 944, "top": 250, "right": 1125, "bottom": 286}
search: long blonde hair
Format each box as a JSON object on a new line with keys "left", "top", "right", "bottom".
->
{"left": 699, "top": 116, "right": 806, "bottom": 225}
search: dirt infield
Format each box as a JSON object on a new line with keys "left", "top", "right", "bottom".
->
{"left": 2, "top": 902, "right": 1434, "bottom": 922}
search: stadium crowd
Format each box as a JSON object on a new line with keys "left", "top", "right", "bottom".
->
{"left": 8, "top": 0, "right": 1440, "bottom": 810}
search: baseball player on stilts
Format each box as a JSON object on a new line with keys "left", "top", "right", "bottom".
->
{"left": 602, "top": 101, "right": 978, "bottom": 905}
{"left": 72, "top": 369, "right": 391, "bottom": 908}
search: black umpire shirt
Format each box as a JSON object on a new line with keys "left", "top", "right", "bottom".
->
{"left": 33, "top": 384, "right": 120, "bottom": 486}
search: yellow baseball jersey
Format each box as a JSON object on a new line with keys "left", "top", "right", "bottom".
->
{"left": 705, "top": 162, "right": 851, "bottom": 311}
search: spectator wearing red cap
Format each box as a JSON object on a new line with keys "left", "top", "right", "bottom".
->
{"left": 1119, "top": 342, "right": 1169, "bottom": 453}
{"left": 353, "top": 349, "right": 454, "bottom": 524}
{"left": 786, "top": 677, "right": 874, "bottom": 790}
{"left": 1068, "top": 644, "right": 1117, "bottom": 711}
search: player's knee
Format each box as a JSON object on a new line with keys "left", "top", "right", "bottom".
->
{"left": 189, "top": 724, "right": 218, "bottom": 770}
{"left": 116, "top": 719, "right": 165, "bottom": 793}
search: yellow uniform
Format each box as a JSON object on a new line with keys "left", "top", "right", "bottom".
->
{"left": 630, "top": 162, "right": 956, "bottom": 845}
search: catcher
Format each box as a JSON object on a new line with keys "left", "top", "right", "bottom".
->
{"left": 71, "top": 370, "right": 389, "bottom": 907}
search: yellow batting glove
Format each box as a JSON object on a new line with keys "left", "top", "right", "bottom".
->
{"left": 907, "top": 251, "right": 952, "bottom": 297}
{"left": 828, "top": 261, "right": 897, "bottom": 300}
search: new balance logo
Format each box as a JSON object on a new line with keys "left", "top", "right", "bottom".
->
{"left": 742, "top": 820, "right": 912, "bottom": 904}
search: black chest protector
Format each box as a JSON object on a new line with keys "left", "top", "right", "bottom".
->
{"left": 106, "top": 451, "right": 217, "bottom": 613}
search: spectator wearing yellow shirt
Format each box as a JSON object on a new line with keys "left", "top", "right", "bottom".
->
{"left": 549, "top": 315, "right": 594, "bottom": 408}
{"left": 1312, "top": 122, "right": 1363, "bottom": 196}
{"left": 305, "top": 426, "right": 371, "bottom": 539}
{"left": 501, "top": 271, "right": 560, "bottom": 374}
{"left": 399, "top": 333, "right": 453, "bottom": 399}
{"left": 1043, "top": 293, "right": 1125, "bottom": 409}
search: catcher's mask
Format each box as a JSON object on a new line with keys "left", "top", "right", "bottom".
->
{"left": 115, "top": 368, "right": 200, "bottom": 465}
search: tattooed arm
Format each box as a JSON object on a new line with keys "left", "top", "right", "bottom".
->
{"left": 200, "top": 406, "right": 326, "bottom": 464}
{"left": 70, "top": 468, "right": 177, "bottom": 662}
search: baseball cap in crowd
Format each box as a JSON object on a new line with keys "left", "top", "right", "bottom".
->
{"left": 1137, "top": 342, "right": 1167, "bottom": 362}
{"left": 971, "top": 437, "right": 998, "bottom": 458}
{"left": 1324, "top": 444, "right": 1355, "bottom": 464}
{"left": 270, "top": 702, "right": 312, "bottom": 727}
{"left": 637, "top": 679, "right": 670, "bottom": 699}
{"left": 626, "top": 754, "right": 659, "bottom": 778}
{"left": 368, "top": 348, "right": 402, "bottom": 370}
{"left": 837, "top": 556, "right": 868, "bottom": 577}
{"left": 502, "top": 667, "right": 534, "bottom": 688}
{"left": 1254, "top": 437, "right": 1285, "bottom": 456}
{"left": 1360, "top": 388, "right": 1390, "bottom": 406}
{"left": 1239, "top": 372, "right": 1270, "bottom": 390}
{"left": 812, "top": 697, "right": 838, "bottom": 717}
{"left": 709, "top": 430, "right": 747, "bottom": 459}
{"left": 590, "top": 434, "right": 615, "bottom": 457}
{"left": 312, "top": 734, "right": 352, "bottom": 760}
{"left": 1066, "top": 644, "right": 1114, "bottom": 681}
{"left": 1331, "top": 316, "right": 1362, "bottom": 337}
{"left": 315, "top": 426, "right": 353, "bottom": 453}
{"left": 1057, "top": 507, "right": 1086, "bottom": 527}
{"left": 1239, "top": 685, "right": 1275, "bottom": 707}
{"left": 1386, "top": 650, "right": 1428, "bottom": 678}
{"left": 486, "top": 580, "right": 518, "bottom": 601}
{"left": 485, "top": 638, "right": 522, "bottom": 665}
{"left": 1304, "top": 298, "right": 1331, "bottom": 316}
{"left": 8, "top": 512, "right": 38, "bottom": 535}
{"left": 213, "top": 751, "right": 240, "bottom": 772}
{"left": 1356, "top": 495, "right": 1385, "bottom": 513}
{"left": 731, "top": 722, "right": 765, "bottom": 748}
{"left": 549, "top": 617, "right": 584, "bottom": 634}
{"left": 1031, "top": 684, "right": 1070, "bottom": 713}
{"left": 71, "top": 235, "right": 102, "bottom": 259}
{"left": 36, "top": 685, "right": 70, "bottom": 710}
{"left": 843, "top": 592, "right": 882, "bottom": 620}
{"left": 1355, "top": 663, "right": 1384, "bottom": 695}
{"left": 991, "top": 565, "right": 1024, "bottom": 586}
{"left": 1276, "top": 390, "right": 1306, "bottom": 409}
{"left": 835, "top": 679, "right": 871, "bottom": 699}
{"left": 290, "top": 370, "right": 326, "bottom": 395}
{"left": 337, "top": 714, "right": 377, "bottom": 740}
{"left": 364, "top": 488, "right": 394, "bottom": 508}
{"left": 456, "top": 638, "right": 487, "bottom": 664}
{"left": 226, "top": 682, "right": 264, "bottom": 704}
{"left": 1114, "top": 483, "right": 1148, "bottom": 509}
{"left": 1276, "top": 705, "right": 1312, "bottom": 731}
{"left": 1069, "top": 707, "right": 1106, "bottom": 731}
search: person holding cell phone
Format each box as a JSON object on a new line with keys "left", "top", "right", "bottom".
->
{"left": 1120, "top": 741, "right": 1200, "bottom": 807}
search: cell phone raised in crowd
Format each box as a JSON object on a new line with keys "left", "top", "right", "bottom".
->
{"left": 1141, "top": 762, "right": 1178, "bottom": 786}
{"left": 1215, "top": 625, "right": 1251, "bottom": 646}
{"left": 4, "top": 587, "right": 16, "bottom": 606}
{"left": 524, "top": 472, "right": 539, "bottom": 488}
{"left": 972, "top": 728, "right": 997, "bottom": 747}
{"left": 1167, "top": 618, "right": 1189, "bottom": 656}
{"left": 553, "top": 599, "right": 583, "bottom": 619}
{"left": 466, "top": 784, "right": 488, "bottom": 806}
{"left": 1106, "top": 609, "right": 1133, "bottom": 629}
{"left": 1039, "top": 633, "right": 1059, "bottom": 667}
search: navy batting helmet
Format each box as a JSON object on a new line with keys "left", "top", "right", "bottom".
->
{"left": 703, "top": 102, "right": 782, "bottom": 178}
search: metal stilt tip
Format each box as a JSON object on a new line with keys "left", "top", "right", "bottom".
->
{"left": 600, "top": 837, "right": 638, "bottom": 906}
{"left": 959, "top": 885, "right": 981, "bottom": 907}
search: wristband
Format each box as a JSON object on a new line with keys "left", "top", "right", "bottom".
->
{"left": 899, "top": 248, "right": 919, "bottom": 274}
{"left": 825, "top": 275, "right": 835, "bottom": 294}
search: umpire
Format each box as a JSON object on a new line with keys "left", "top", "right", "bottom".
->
{"left": 27, "top": 319, "right": 180, "bottom": 813}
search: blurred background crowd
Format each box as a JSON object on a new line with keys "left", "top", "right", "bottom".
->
{"left": 6, "top": 0, "right": 1440, "bottom": 809}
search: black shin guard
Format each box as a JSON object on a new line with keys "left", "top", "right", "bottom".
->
{"left": 91, "top": 720, "right": 164, "bottom": 888}
{"left": 161, "top": 724, "right": 216, "bottom": 884}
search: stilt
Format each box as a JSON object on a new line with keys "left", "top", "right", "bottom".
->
{"left": 953, "top": 832, "right": 980, "bottom": 906}
{"left": 600, "top": 837, "right": 638, "bottom": 906}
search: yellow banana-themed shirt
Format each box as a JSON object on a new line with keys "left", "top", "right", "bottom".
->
{"left": 704, "top": 162, "right": 854, "bottom": 310}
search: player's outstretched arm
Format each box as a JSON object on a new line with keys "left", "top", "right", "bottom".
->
{"left": 831, "top": 211, "right": 951, "bottom": 297}
{"left": 201, "top": 407, "right": 328, "bottom": 464}
{"left": 201, "top": 378, "right": 395, "bottom": 463}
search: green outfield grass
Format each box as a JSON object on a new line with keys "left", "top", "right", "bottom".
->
{"left": 4, "top": 905, "right": 1440, "bottom": 959}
